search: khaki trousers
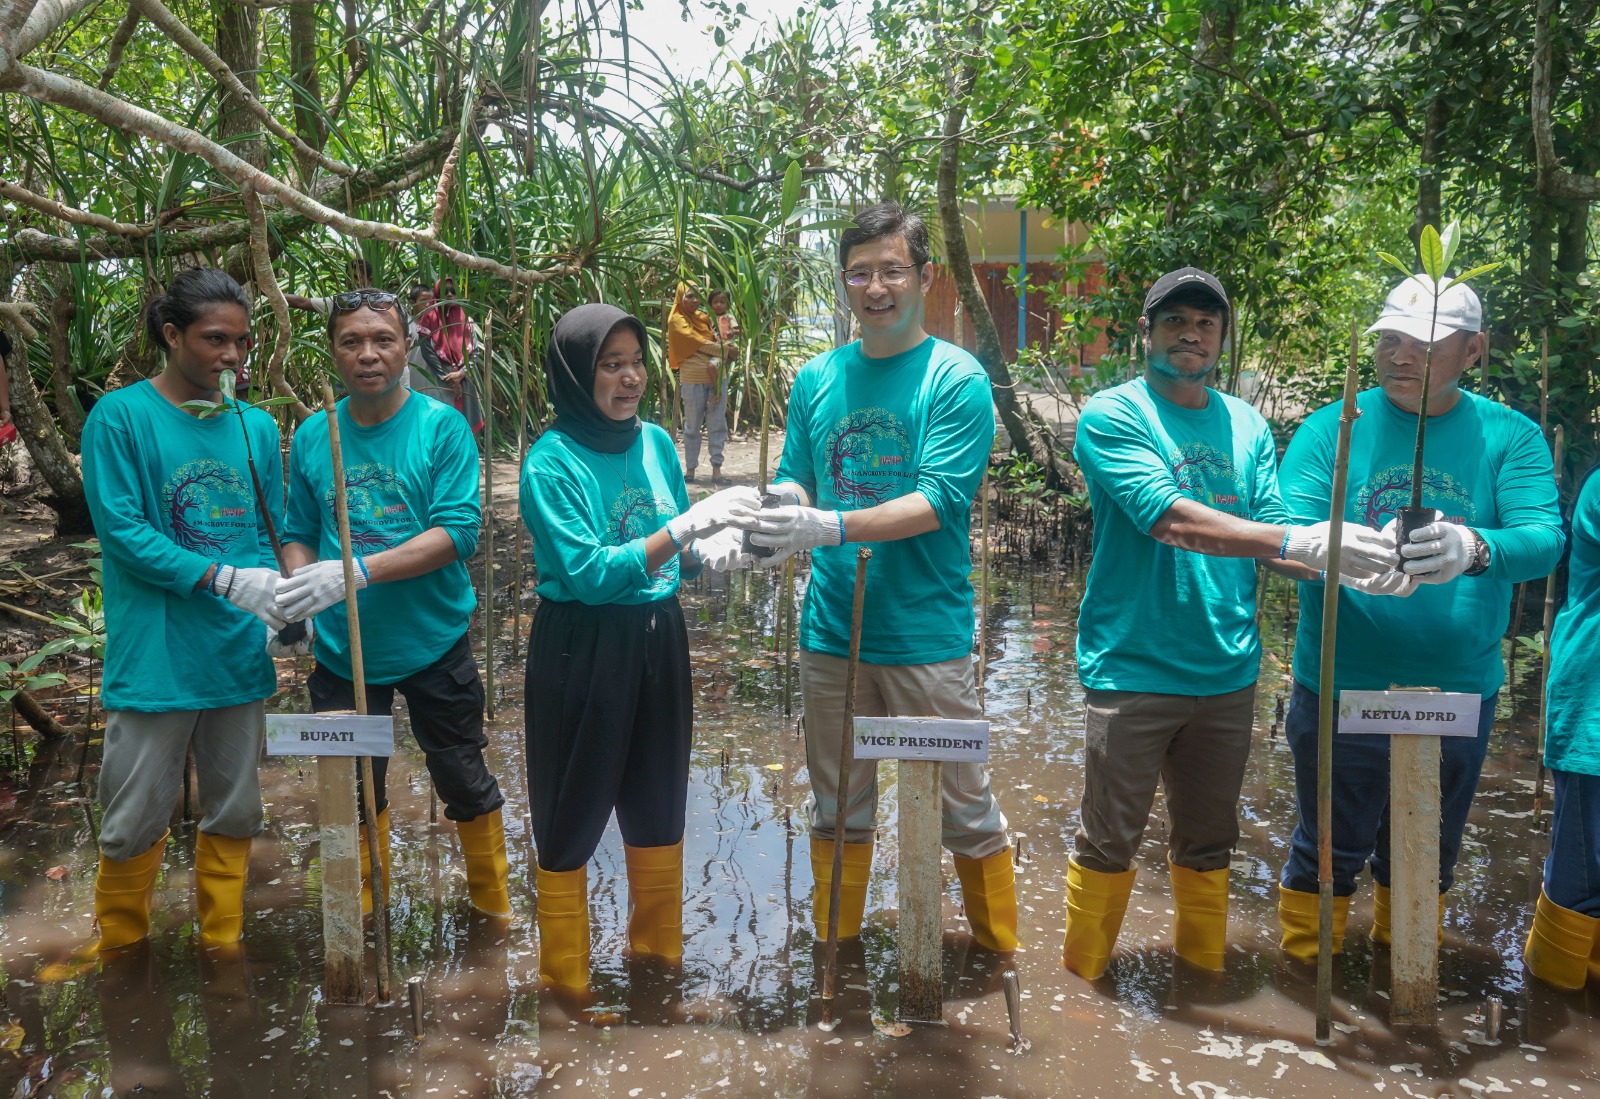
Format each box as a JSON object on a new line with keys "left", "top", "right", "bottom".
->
{"left": 799, "top": 650, "right": 1010, "bottom": 860}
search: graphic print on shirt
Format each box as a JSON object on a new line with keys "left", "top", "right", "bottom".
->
{"left": 1168, "top": 443, "right": 1247, "bottom": 516}
{"left": 1353, "top": 463, "right": 1476, "bottom": 529}
{"left": 610, "top": 486, "right": 680, "bottom": 584}
{"left": 162, "top": 459, "right": 253, "bottom": 553}
{"left": 824, "top": 406, "right": 913, "bottom": 507}
{"left": 322, "top": 463, "right": 415, "bottom": 554}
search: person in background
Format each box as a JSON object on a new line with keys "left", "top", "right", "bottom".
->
{"left": 43, "top": 268, "right": 287, "bottom": 979}
{"left": 667, "top": 283, "right": 727, "bottom": 483}
{"left": 519, "top": 303, "right": 757, "bottom": 995}
{"left": 277, "top": 288, "right": 511, "bottom": 920}
{"left": 1528, "top": 467, "right": 1600, "bottom": 990}
{"left": 416, "top": 276, "right": 484, "bottom": 433}
{"left": 1275, "top": 275, "right": 1563, "bottom": 961}
{"left": 1, "top": 329, "right": 14, "bottom": 434}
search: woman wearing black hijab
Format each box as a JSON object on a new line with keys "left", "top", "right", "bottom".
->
{"left": 519, "top": 304, "right": 757, "bottom": 993}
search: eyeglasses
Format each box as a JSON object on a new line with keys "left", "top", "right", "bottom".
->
{"left": 841, "top": 264, "right": 921, "bottom": 288}
{"left": 331, "top": 289, "right": 401, "bottom": 313}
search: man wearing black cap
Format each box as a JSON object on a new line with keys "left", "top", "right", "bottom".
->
{"left": 1062, "top": 267, "right": 1399, "bottom": 980}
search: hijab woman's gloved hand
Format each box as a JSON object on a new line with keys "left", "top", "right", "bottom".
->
{"left": 1282, "top": 520, "right": 1398, "bottom": 578}
{"left": 666, "top": 485, "right": 763, "bottom": 545}
{"left": 690, "top": 527, "right": 753, "bottom": 572}
{"left": 275, "top": 558, "right": 368, "bottom": 622}
{"left": 726, "top": 502, "right": 845, "bottom": 567}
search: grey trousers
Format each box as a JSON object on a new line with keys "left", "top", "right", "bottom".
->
{"left": 99, "top": 701, "right": 267, "bottom": 860}
{"left": 681, "top": 381, "right": 727, "bottom": 471}
{"left": 799, "top": 650, "right": 1010, "bottom": 860}
{"left": 1073, "top": 686, "right": 1255, "bottom": 875}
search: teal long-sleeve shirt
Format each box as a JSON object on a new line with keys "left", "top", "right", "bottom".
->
{"left": 1547, "top": 470, "right": 1600, "bottom": 777}
{"left": 285, "top": 393, "right": 480, "bottom": 684}
{"left": 81, "top": 381, "right": 282, "bottom": 712}
{"left": 1281, "top": 387, "right": 1563, "bottom": 698}
{"left": 520, "top": 423, "right": 690, "bottom": 605}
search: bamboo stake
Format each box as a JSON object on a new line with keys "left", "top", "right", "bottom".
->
{"left": 978, "top": 468, "right": 990, "bottom": 711}
{"left": 1535, "top": 423, "right": 1565, "bottom": 812}
{"left": 819, "top": 547, "right": 871, "bottom": 1031}
{"left": 512, "top": 305, "right": 532, "bottom": 660}
{"left": 482, "top": 312, "right": 497, "bottom": 720}
{"left": 782, "top": 556, "right": 796, "bottom": 717}
{"left": 322, "top": 382, "right": 392, "bottom": 1004}
{"left": 1316, "top": 322, "right": 1362, "bottom": 1045}
{"left": 756, "top": 310, "right": 783, "bottom": 492}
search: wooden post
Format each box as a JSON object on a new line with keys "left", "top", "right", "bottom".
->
{"left": 1389, "top": 733, "right": 1442, "bottom": 1022}
{"left": 512, "top": 305, "right": 532, "bottom": 660}
{"left": 897, "top": 759, "right": 944, "bottom": 1024}
{"left": 482, "top": 311, "right": 496, "bottom": 721}
{"left": 1535, "top": 424, "right": 1564, "bottom": 812}
{"left": 318, "top": 755, "right": 363, "bottom": 1004}
{"left": 978, "top": 468, "right": 990, "bottom": 711}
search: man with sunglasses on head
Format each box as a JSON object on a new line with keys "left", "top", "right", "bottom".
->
{"left": 277, "top": 289, "right": 513, "bottom": 920}
{"left": 710, "top": 201, "right": 1019, "bottom": 955}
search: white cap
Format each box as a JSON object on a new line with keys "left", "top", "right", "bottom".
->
{"left": 1366, "top": 275, "right": 1482, "bottom": 342}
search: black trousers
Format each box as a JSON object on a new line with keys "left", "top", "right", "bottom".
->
{"left": 309, "top": 633, "right": 504, "bottom": 823}
{"left": 525, "top": 597, "right": 693, "bottom": 872}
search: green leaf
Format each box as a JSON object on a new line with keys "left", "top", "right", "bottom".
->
{"left": 18, "top": 652, "right": 44, "bottom": 673}
{"left": 798, "top": 218, "right": 858, "bottom": 232}
{"left": 1419, "top": 224, "right": 1443, "bottom": 282}
{"left": 1437, "top": 220, "right": 1460, "bottom": 276}
{"left": 1376, "top": 251, "right": 1415, "bottom": 280}
{"left": 250, "top": 396, "right": 302, "bottom": 410}
{"left": 178, "top": 400, "right": 226, "bottom": 418}
{"left": 780, "top": 160, "right": 802, "bottom": 222}
{"left": 1443, "top": 262, "right": 1502, "bottom": 290}
{"left": 219, "top": 369, "right": 236, "bottom": 403}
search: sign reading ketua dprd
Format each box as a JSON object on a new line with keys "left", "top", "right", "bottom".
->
{"left": 1336, "top": 690, "right": 1481, "bottom": 738}
{"left": 265, "top": 713, "right": 396, "bottom": 757}
{"left": 853, "top": 717, "right": 990, "bottom": 762}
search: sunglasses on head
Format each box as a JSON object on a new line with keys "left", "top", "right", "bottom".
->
{"left": 331, "top": 289, "right": 401, "bottom": 313}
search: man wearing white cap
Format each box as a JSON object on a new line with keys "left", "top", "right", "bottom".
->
{"left": 1274, "top": 275, "right": 1564, "bottom": 960}
{"left": 1063, "top": 267, "right": 1399, "bottom": 981}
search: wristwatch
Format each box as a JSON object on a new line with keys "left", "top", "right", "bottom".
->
{"left": 1465, "top": 529, "right": 1491, "bottom": 576}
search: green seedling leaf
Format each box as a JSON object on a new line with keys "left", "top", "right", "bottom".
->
{"left": 1419, "top": 224, "right": 1444, "bottom": 282}
{"left": 18, "top": 652, "right": 45, "bottom": 674}
{"left": 250, "top": 396, "right": 302, "bottom": 410}
{"left": 779, "top": 160, "right": 802, "bottom": 222}
{"left": 219, "top": 369, "right": 237, "bottom": 403}
{"left": 1376, "top": 251, "right": 1415, "bottom": 280}
{"left": 178, "top": 400, "right": 227, "bottom": 418}
{"left": 1444, "top": 262, "right": 1502, "bottom": 290}
{"left": 1438, "top": 220, "right": 1461, "bottom": 276}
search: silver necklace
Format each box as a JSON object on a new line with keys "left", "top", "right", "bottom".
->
{"left": 602, "top": 448, "right": 631, "bottom": 490}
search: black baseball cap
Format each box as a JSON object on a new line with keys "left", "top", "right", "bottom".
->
{"left": 1143, "top": 267, "right": 1230, "bottom": 327}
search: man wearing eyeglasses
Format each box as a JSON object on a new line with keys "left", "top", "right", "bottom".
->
{"left": 277, "top": 289, "right": 513, "bottom": 920}
{"left": 714, "top": 201, "right": 1018, "bottom": 954}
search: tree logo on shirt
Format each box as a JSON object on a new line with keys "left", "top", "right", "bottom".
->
{"left": 1353, "top": 463, "right": 1476, "bottom": 529}
{"left": 322, "top": 463, "right": 412, "bottom": 553}
{"left": 825, "top": 406, "right": 913, "bottom": 506}
{"left": 162, "top": 459, "right": 252, "bottom": 553}
{"left": 1168, "top": 444, "right": 1245, "bottom": 513}
{"left": 611, "top": 486, "right": 681, "bottom": 584}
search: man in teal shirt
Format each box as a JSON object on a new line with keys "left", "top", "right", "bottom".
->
{"left": 279, "top": 289, "right": 511, "bottom": 920}
{"left": 719, "top": 202, "right": 1019, "bottom": 953}
{"left": 1065, "top": 267, "right": 1399, "bottom": 980}
{"left": 1275, "top": 276, "right": 1562, "bottom": 960}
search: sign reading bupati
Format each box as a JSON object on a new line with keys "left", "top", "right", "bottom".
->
{"left": 1336, "top": 691, "right": 1481, "bottom": 738}
{"left": 853, "top": 717, "right": 989, "bottom": 763}
{"left": 264, "top": 713, "right": 396, "bottom": 757}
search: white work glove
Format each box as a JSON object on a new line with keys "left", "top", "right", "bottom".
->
{"left": 265, "top": 617, "right": 316, "bottom": 657}
{"left": 1282, "top": 521, "right": 1398, "bottom": 579}
{"left": 727, "top": 502, "right": 845, "bottom": 567}
{"left": 1400, "top": 520, "right": 1475, "bottom": 584}
{"left": 1339, "top": 570, "right": 1418, "bottom": 597}
{"left": 665, "top": 485, "right": 763, "bottom": 545}
{"left": 275, "top": 559, "right": 367, "bottom": 622}
{"left": 690, "top": 527, "right": 755, "bottom": 572}
{"left": 216, "top": 565, "right": 289, "bottom": 629}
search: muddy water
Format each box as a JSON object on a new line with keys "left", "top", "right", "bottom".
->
{"left": 2, "top": 564, "right": 1596, "bottom": 1098}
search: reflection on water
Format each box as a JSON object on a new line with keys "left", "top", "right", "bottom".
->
{"left": 2, "top": 564, "right": 1596, "bottom": 1097}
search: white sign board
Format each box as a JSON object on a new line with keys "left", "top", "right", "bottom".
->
{"left": 265, "top": 713, "right": 396, "bottom": 757}
{"left": 1337, "top": 691, "right": 1481, "bottom": 738}
{"left": 853, "top": 717, "right": 989, "bottom": 763}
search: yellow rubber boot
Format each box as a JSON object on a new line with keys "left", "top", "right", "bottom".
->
{"left": 810, "top": 836, "right": 873, "bottom": 941}
{"left": 39, "top": 833, "right": 170, "bottom": 982}
{"left": 954, "top": 848, "right": 1020, "bottom": 952}
{"left": 1169, "top": 859, "right": 1230, "bottom": 971}
{"left": 1524, "top": 890, "right": 1600, "bottom": 991}
{"left": 356, "top": 808, "right": 391, "bottom": 916}
{"left": 1277, "top": 885, "right": 1351, "bottom": 962}
{"left": 194, "top": 833, "right": 252, "bottom": 947}
{"left": 1372, "top": 883, "right": 1446, "bottom": 947}
{"left": 536, "top": 865, "right": 590, "bottom": 989}
{"left": 1062, "top": 859, "right": 1136, "bottom": 980}
{"left": 456, "top": 809, "right": 512, "bottom": 917}
{"left": 624, "top": 840, "right": 684, "bottom": 962}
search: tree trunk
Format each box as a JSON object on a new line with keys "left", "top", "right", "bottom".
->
{"left": 10, "top": 687, "right": 72, "bottom": 739}
{"left": 47, "top": 285, "right": 81, "bottom": 448}
{"left": 1410, "top": 95, "right": 1448, "bottom": 246}
{"left": 289, "top": 1, "right": 327, "bottom": 161}
{"left": 215, "top": 0, "right": 264, "bottom": 169}
{"left": 0, "top": 320, "right": 92, "bottom": 535}
{"left": 935, "top": 62, "right": 1074, "bottom": 490}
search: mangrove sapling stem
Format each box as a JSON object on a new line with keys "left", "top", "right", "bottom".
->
{"left": 483, "top": 311, "right": 496, "bottom": 722}
{"left": 757, "top": 309, "right": 783, "bottom": 493}
{"left": 820, "top": 547, "right": 871, "bottom": 1031}
{"left": 1316, "top": 322, "right": 1362, "bottom": 1046}
{"left": 1535, "top": 423, "right": 1565, "bottom": 813}
{"left": 323, "top": 382, "right": 392, "bottom": 1005}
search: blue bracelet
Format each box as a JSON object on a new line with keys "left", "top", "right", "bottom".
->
{"left": 1279, "top": 532, "right": 1291, "bottom": 560}
{"left": 355, "top": 556, "right": 370, "bottom": 583}
{"left": 837, "top": 513, "right": 847, "bottom": 545}
{"left": 208, "top": 566, "right": 221, "bottom": 594}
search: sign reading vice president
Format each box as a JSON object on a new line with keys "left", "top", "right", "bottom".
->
{"left": 264, "top": 713, "right": 396, "bottom": 757}
{"left": 853, "top": 717, "right": 989, "bottom": 762}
